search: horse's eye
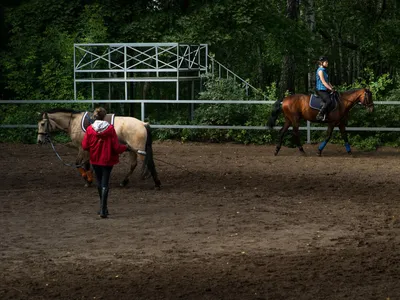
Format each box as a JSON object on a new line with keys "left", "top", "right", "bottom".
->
{"left": 40, "top": 122, "right": 45, "bottom": 126}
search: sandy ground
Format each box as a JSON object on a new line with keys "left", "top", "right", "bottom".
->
{"left": 1, "top": 141, "right": 400, "bottom": 300}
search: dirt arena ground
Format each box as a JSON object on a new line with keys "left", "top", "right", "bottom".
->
{"left": 1, "top": 141, "right": 400, "bottom": 300}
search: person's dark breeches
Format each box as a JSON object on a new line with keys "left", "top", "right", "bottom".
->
{"left": 316, "top": 90, "right": 332, "bottom": 109}
{"left": 92, "top": 165, "right": 113, "bottom": 189}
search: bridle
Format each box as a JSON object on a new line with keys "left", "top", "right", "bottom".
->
{"left": 340, "top": 89, "right": 373, "bottom": 108}
{"left": 37, "top": 113, "right": 52, "bottom": 143}
{"left": 37, "top": 112, "right": 84, "bottom": 167}
{"left": 362, "top": 90, "right": 374, "bottom": 108}
{"left": 37, "top": 112, "right": 73, "bottom": 138}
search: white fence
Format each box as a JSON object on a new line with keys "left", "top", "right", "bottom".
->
{"left": 1, "top": 99, "right": 400, "bottom": 144}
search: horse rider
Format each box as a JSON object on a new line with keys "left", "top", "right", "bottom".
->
{"left": 82, "top": 107, "right": 132, "bottom": 218}
{"left": 315, "top": 56, "right": 335, "bottom": 121}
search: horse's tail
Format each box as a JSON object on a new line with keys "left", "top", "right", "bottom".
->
{"left": 267, "top": 98, "right": 283, "bottom": 129}
{"left": 142, "top": 123, "right": 161, "bottom": 188}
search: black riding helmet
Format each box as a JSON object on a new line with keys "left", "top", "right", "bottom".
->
{"left": 319, "top": 56, "right": 328, "bottom": 62}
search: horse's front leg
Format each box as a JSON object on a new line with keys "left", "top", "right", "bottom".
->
{"left": 317, "top": 124, "right": 334, "bottom": 156}
{"left": 76, "top": 148, "right": 92, "bottom": 187}
{"left": 339, "top": 123, "right": 352, "bottom": 155}
{"left": 120, "top": 152, "right": 138, "bottom": 187}
{"left": 83, "top": 160, "right": 93, "bottom": 187}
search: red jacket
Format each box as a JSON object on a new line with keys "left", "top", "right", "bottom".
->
{"left": 82, "top": 122, "right": 127, "bottom": 166}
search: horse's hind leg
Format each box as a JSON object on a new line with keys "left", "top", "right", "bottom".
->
{"left": 275, "top": 119, "right": 291, "bottom": 156}
{"left": 120, "top": 152, "right": 138, "bottom": 187}
{"left": 293, "top": 125, "right": 306, "bottom": 155}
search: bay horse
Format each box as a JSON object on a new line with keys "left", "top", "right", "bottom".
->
{"left": 267, "top": 88, "right": 374, "bottom": 156}
{"left": 37, "top": 108, "right": 161, "bottom": 188}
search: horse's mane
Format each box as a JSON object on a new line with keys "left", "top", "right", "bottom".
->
{"left": 42, "top": 108, "right": 83, "bottom": 114}
{"left": 341, "top": 88, "right": 364, "bottom": 95}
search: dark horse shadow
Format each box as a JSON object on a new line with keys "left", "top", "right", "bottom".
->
{"left": 267, "top": 88, "right": 374, "bottom": 156}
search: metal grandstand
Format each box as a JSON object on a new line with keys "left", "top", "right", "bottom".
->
{"left": 73, "top": 43, "right": 259, "bottom": 101}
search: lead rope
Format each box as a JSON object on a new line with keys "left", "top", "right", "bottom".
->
{"left": 47, "top": 135, "right": 86, "bottom": 168}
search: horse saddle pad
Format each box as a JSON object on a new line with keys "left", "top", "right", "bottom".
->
{"left": 81, "top": 111, "right": 115, "bottom": 133}
{"left": 309, "top": 94, "right": 338, "bottom": 112}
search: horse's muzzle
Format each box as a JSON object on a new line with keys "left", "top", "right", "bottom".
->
{"left": 37, "top": 138, "right": 47, "bottom": 145}
{"left": 367, "top": 105, "right": 374, "bottom": 113}
{"left": 37, "top": 134, "right": 49, "bottom": 145}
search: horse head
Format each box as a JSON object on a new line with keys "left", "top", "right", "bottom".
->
{"left": 359, "top": 88, "right": 374, "bottom": 113}
{"left": 37, "top": 113, "right": 54, "bottom": 145}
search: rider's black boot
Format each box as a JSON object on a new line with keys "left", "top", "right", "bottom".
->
{"left": 316, "top": 104, "right": 327, "bottom": 121}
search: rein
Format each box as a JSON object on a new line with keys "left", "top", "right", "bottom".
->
{"left": 340, "top": 90, "right": 373, "bottom": 108}
{"left": 152, "top": 157, "right": 195, "bottom": 175}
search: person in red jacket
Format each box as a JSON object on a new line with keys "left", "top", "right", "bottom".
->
{"left": 82, "top": 107, "right": 130, "bottom": 218}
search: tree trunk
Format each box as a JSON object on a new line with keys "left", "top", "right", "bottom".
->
{"left": 279, "top": 55, "right": 295, "bottom": 98}
{"left": 301, "top": 0, "right": 316, "bottom": 92}
{"left": 257, "top": 43, "right": 267, "bottom": 90}
{"left": 279, "top": 0, "right": 298, "bottom": 98}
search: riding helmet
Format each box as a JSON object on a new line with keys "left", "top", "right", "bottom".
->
{"left": 319, "top": 56, "right": 328, "bottom": 62}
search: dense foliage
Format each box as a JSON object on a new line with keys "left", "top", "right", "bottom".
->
{"left": 0, "top": 0, "right": 399, "bottom": 148}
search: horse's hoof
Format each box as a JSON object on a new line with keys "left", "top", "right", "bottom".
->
{"left": 120, "top": 180, "right": 128, "bottom": 187}
{"left": 84, "top": 183, "right": 90, "bottom": 188}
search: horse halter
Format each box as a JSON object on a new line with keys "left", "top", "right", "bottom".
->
{"left": 38, "top": 112, "right": 73, "bottom": 138}
{"left": 362, "top": 90, "right": 374, "bottom": 108}
{"left": 37, "top": 113, "right": 52, "bottom": 142}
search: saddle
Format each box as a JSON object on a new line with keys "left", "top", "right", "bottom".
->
{"left": 81, "top": 111, "right": 115, "bottom": 133}
{"left": 309, "top": 93, "right": 339, "bottom": 112}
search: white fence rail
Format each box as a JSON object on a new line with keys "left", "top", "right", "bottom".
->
{"left": 1, "top": 99, "right": 400, "bottom": 144}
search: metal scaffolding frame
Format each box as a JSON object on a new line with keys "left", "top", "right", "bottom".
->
{"left": 74, "top": 43, "right": 208, "bottom": 102}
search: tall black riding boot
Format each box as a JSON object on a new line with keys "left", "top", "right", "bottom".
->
{"left": 316, "top": 104, "right": 327, "bottom": 121}
{"left": 97, "top": 187, "right": 102, "bottom": 215}
{"left": 97, "top": 187, "right": 109, "bottom": 216}
{"left": 100, "top": 187, "right": 109, "bottom": 218}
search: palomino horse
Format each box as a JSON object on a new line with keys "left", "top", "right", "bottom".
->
{"left": 267, "top": 88, "right": 374, "bottom": 156}
{"left": 37, "top": 108, "right": 161, "bottom": 188}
